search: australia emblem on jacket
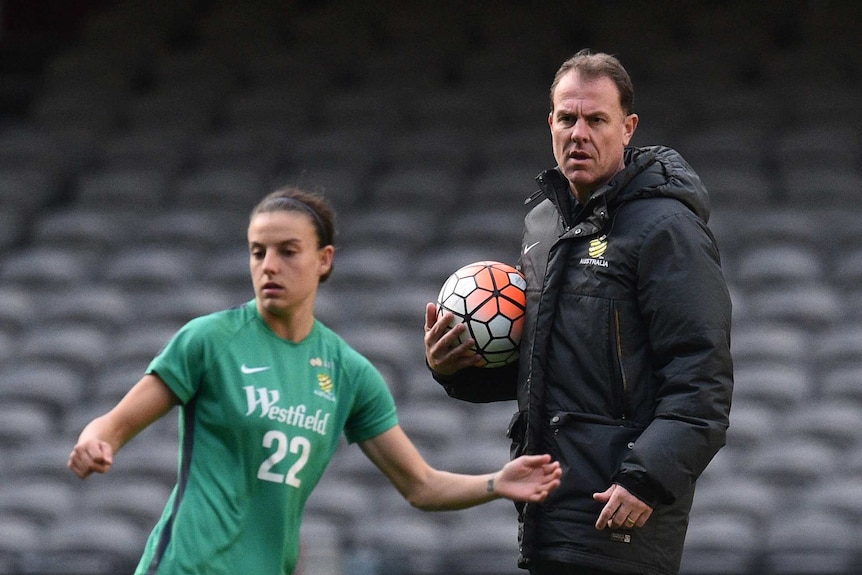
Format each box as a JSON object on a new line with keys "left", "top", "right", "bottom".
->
{"left": 580, "top": 235, "right": 609, "bottom": 267}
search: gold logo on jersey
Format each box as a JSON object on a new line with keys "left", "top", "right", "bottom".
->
{"left": 317, "top": 373, "right": 334, "bottom": 394}
{"left": 589, "top": 236, "right": 608, "bottom": 258}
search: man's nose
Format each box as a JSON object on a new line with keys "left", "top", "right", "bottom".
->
{"left": 570, "top": 119, "right": 589, "bottom": 141}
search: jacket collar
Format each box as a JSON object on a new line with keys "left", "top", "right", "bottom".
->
{"left": 531, "top": 146, "right": 710, "bottom": 227}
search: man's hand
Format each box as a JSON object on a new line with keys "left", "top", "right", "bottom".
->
{"left": 593, "top": 484, "right": 653, "bottom": 530}
{"left": 424, "top": 302, "right": 484, "bottom": 375}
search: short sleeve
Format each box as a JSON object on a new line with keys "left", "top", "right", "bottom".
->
{"left": 342, "top": 357, "right": 398, "bottom": 444}
{"left": 146, "top": 317, "right": 211, "bottom": 404}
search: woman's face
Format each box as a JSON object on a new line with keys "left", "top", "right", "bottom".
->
{"left": 248, "top": 210, "right": 333, "bottom": 321}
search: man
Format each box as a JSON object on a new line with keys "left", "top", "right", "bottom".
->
{"left": 424, "top": 49, "right": 733, "bottom": 575}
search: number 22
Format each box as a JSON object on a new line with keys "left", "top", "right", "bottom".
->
{"left": 257, "top": 430, "right": 311, "bottom": 487}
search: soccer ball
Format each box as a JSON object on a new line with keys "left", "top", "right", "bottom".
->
{"left": 436, "top": 260, "right": 526, "bottom": 368}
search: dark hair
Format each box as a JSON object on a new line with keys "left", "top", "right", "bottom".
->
{"left": 549, "top": 49, "right": 635, "bottom": 116}
{"left": 250, "top": 187, "right": 336, "bottom": 282}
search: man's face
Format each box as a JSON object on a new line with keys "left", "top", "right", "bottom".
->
{"left": 549, "top": 70, "right": 638, "bottom": 202}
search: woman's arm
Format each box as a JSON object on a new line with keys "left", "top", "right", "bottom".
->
{"left": 68, "top": 373, "right": 179, "bottom": 479}
{"left": 359, "top": 425, "right": 560, "bottom": 511}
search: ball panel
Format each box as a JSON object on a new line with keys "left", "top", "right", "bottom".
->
{"left": 436, "top": 260, "right": 526, "bottom": 368}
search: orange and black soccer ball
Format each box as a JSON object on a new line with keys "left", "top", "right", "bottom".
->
{"left": 436, "top": 260, "right": 526, "bottom": 368}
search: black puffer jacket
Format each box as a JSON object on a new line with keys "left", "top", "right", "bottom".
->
{"left": 435, "top": 146, "right": 733, "bottom": 574}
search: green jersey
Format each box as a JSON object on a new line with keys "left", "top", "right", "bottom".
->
{"left": 135, "top": 301, "right": 398, "bottom": 575}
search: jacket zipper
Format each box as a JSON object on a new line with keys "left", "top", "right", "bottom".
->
{"left": 613, "top": 306, "right": 630, "bottom": 420}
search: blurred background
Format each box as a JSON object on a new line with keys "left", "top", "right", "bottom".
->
{"left": 0, "top": 1, "right": 861, "bottom": 574}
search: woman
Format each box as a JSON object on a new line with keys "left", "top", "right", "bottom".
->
{"left": 68, "top": 187, "right": 562, "bottom": 575}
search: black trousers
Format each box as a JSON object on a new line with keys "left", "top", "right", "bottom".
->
{"left": 528, "top": 560, "right": 620, "bottom": 575}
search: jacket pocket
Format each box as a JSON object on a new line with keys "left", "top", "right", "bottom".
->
{"left": 543, "top": 412, "right": 643, "bottom": 509}
{"left": 609, "top": 301, "right": 629, "bottom": 420}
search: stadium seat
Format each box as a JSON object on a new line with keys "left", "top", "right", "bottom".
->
{"left": 833, "top": 246, "right": 862, "bottom": 290}
{"left": 34, "top": 286, "right": 131, "bottom": 332}
{"left": 271, "top": 164, "right": 370, "bottom": 212}
{"left": 0, "top": 478, "right": 78, "bottom": 526}
{"left": 0, "top": 212, "right": 23, "bottom": 252}
{"left": 0, "top": 517, "right": 39, "bottom": 575}
{"left": 112, "top": 323, "right": 180, "bottom": 367}
{"left": 327, "top": 245, "right": 411, "bottom": 289}
{"left": 729, "top": 322, "right": 807, "bottom": 367}
{"left": 222, "top": 85, "right": 314, "bottom": 131}
{"left": 139, "top": 209, "right": 246, "bottom": 250}
{"left": 103, "top": 246, "right": 195, "bottom": 290}
{"left": 416, "top": 245, "right": 520, "bottom": 284}
{"left": 126, "top": 87, "right": 220, "bottom": 133}
{"left": 350, "top": 511, "right": 448, "bottom": 575}
{"left": 129, "top": 284, "right": 235, "bottom": 326}
{"left": 304, "top": 477, "right": 376, "bottom": 529}
{"left": 368, "top": 167, "right": 463, "bottom": 212}
{"left": 0, "top": 246, "right": 97, "bottom": 288}
{"left": 395, "top": 403, "right": 468, "bottom": 458}
{"left": 29, "top": 85, "right": 124, "bottom": 133}
{"left": 764, "top": 510, "right": 857, "bottom": 574}
{"left": 297, "top": 517, "right": 342, "bottom": 575}
{"left": 477, "top": 124, "right": 553, "bottom": 179}
{"left": 820, "top": 364, "right": 862, "bottom": 406}
{"left": 384, "top": 124, "right": 479, "bottom": 173}
{"left": 742, "top": 438, "right": 839, "bottom": 489}
{"left": 104, "top": 435, "right": 180, "bottom": 490}
{"left": 733, "top": 244, "right": 823, "bottom": 288}
{"left": 689, "top": 165, "right": 774, "bottom": 209}
{"left": 93, "top": 127, "right": 194, "bottom": 173}
{"left": 0, "top": 361, "right": 87, "bottom": 415}
{"left": 31, "top": 208, "right": 141, "bottom": 252}
{"left": 724, "top": 402, "right": 777, "bottom": 454}
{"left": 0, "top": 402, "right": 55, "bottom": 448}
{"left": 79, "top": 479, "right": 172, "bottom": 530}
{"left": 467, "top": 163, "right": 547, "bottom": 206}
{"left": 72, "top": 167, "right": 171, "bottom": 209}
{"left": 815, "top": 323, "right": 862, "bottom": 371}
{"left": 448, "top": 209, "right": 527, "bottom": 252}
{"left": 6, "top": 438, "right": 84, "bottom": 487}
{"left": 338, "top": 207, "right": 440, "bottom": 252}
{"left": 18, "top": 324, "right": 110, "bottom": 378}
{"left": 782, "top": 400, "right": 862, "bottom": 448}
{"left": 438, "top": 437, "right": 513, "bottom": 476}
{"left": 780, "top": 166, "right": 862, "bottom": 207}
{"left": 680, "top": 513, "right": 762, "bottom": 575}
{"left": 730, "top": 361, "right": 812, "bottom": 411}
{"left": 690, "top": 476, "right": 779, "bottom": 528}
{"left": 746, "top": 284, "right": 841, "bottom": 329}
{"left": 800, "top": 477, "right": 862, "bottom": 524}
{"left": 172, "top": 167, "right": 268, "bottom": 210}
{"left": 0, "top": 127, "right": 74, "bottom": 174}
{"left": 773, "top": 125, "right": 860, "bottom": 171}
{"left": 192, "top": 126, "right": 290, "bottom": 173}
{"left": 444, "top": 504, "right": 523, "bottom": 575}
{"left": 34, "top": 516, "right": 147, "bottom": 574}
{"left": 0, "top": 287, "right": 33, "bottom": 334}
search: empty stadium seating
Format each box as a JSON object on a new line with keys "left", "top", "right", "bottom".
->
{"left": 1, "top": 1, "right": 860, "bottom": 574}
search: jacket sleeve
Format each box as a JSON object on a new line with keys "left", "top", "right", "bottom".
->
{"left": 430, "top": 362, "right": 518, "bottom": 403}
{"left": 614, "top": 211, "right": 733, "bottom": 505}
